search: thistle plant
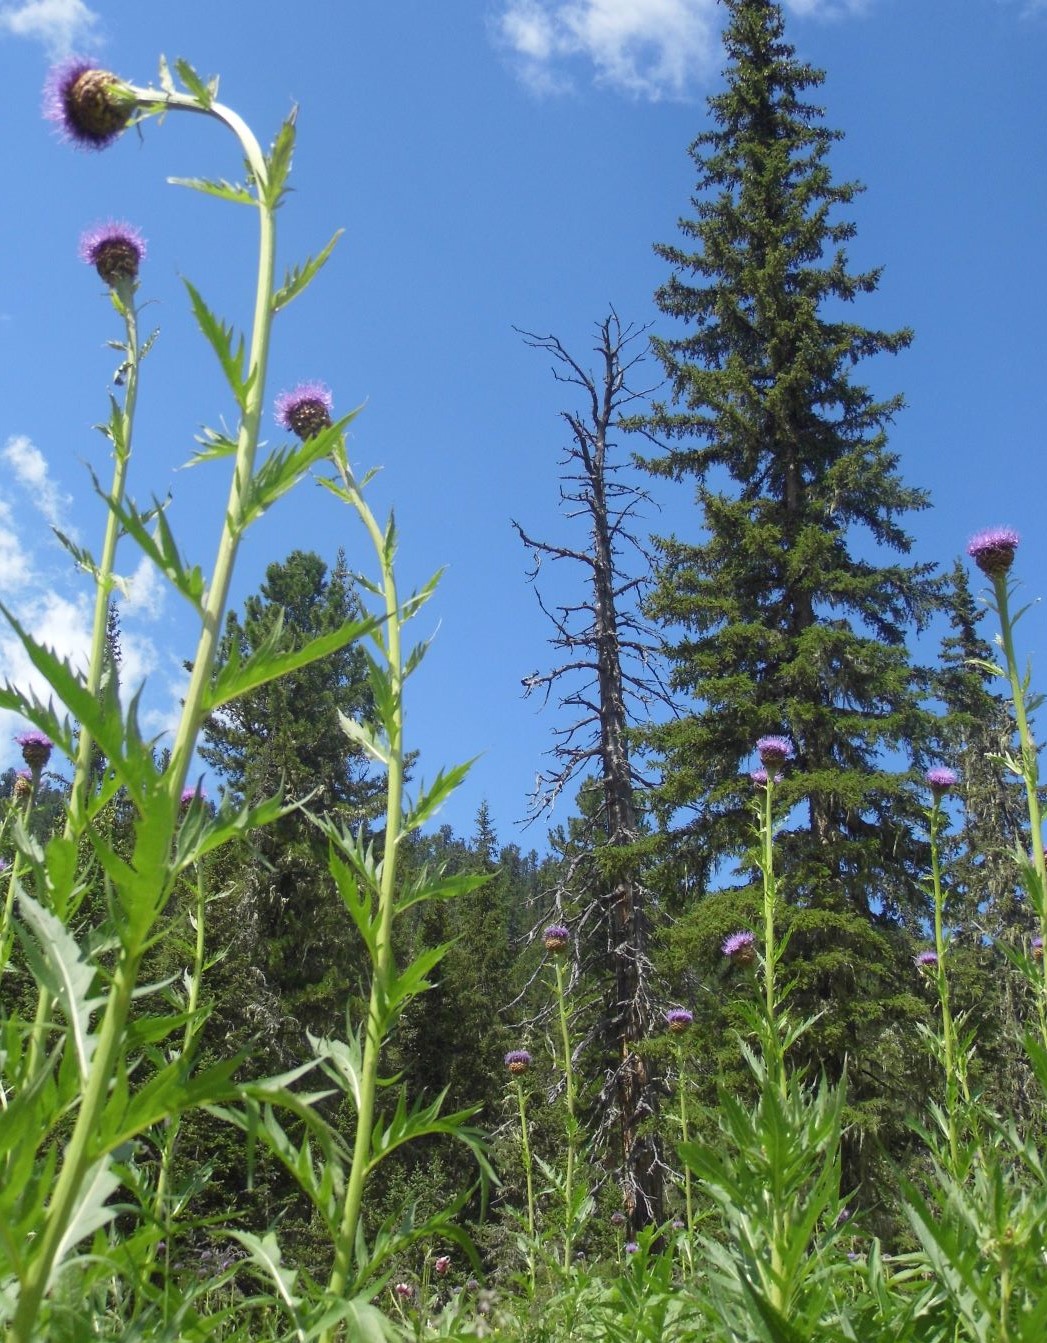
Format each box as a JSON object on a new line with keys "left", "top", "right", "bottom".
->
{"left": 506, "top": 1048, "right": 537, "bottom": 1292}
{"left": 0, "top": 55, "right": 457, "bottom": 1343}
{"left": 544, "top": 923, "right": 584, "bottom": 1269}
{"left": 664, "top": 1008, "right": 694, "bottom": 1266}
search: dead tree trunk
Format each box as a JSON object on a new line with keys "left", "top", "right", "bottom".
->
{"left": 514, "top": 312, "right": 668, "bottom": 1233}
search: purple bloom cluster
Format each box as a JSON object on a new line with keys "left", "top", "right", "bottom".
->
{"left": 722, "top": 930, "right": 756, "bottom": 962}
{"left": 624, "top": 1241, "right": 639, "bottom": 1255}
{"left": 543, "top": 924, "right": 570, "bottom": 952}
{"left": 44, "top": 57, "right": 133, "bottom": 149}
{"left": 925, "top": 767, "right": 958, "bottom": 796}
{"left": 504, "top": 1049, "right": 532, "bottom": 1074}
{"left": 16, "top": 730, "right": 53, "bottom": 773}
{"left": 756, "top": 736, "right": 794, "bottom": 768}
{"left": 665, "top": 1007, "right": 693, "bottom": 1033}
{"left": 967, "top": 527, "right": 1020, "bottom": 578}
{"left": 1033, "top": 937, "right": 1043, "bottom": 960}
{"left": 915, "top": 949, "right": 938, "bottom": 969}
{"left": 275, "top": 382, "right": 334, "bottom": 440}
{"left": 79, "top": 221, "right": 146, "bottom": 287}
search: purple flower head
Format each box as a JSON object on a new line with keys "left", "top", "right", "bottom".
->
{"left": 180, "top": 786, "right": 205, "bottom": 811}
{"left": 275, "top": 382, "right": 334, "bottom": 440}
{"left": 16, "top": 731, "right": 52, "bottom": 773}
{"left": 967, "top": 527, "right": 1020, "bottom": 578}
{"left": 393, "top": 1282, "right": 414, "bottom": 1300}
{"left": 610, "top": 1211, "right": 626, "bottom": 1227}
{"left": 624, "top": 1241, "right": 639, "bottom": 1255}
{"left": 79, "top": 221, "right": 145, "bottom": 287}
{"left": 671, "top": 1218, "right": 685, "bottom": 1230}
{"left": 1033, "top": 937, "right": 1043, "bottom": 960}
{"left": 13, "top": 771, "right": 33, "bottom": 800}
{"left": 504, "top": 1048, "right": 532, "bottom": 1074}
{"left": 44, "top": 57, "right": 134, "bottom": 149}
{"left": 543, "top": 923, "right": 570, "bottom": 952}
{"left": 915, "top": 949, "right": 938, "bottom": 969}
{"left": 0, "top": 858, "right": 9, "bottom": 872}
{"left": 435, "top": 1254, "right": 451, "bottom": 1276}
{"left": 925, "top": 767, "right": 958, "bottom": 797}
{"left": 665, "top": 1007, "right": 693, "bottom": 1033}
{"left": 722, "top": 930, "right": 756, "bottom": 964}
{"left": 756, "top": 736, "right": 794, "bottom": 768}
{"left": 749, "top": 767, "right": 783, "bottom": 788}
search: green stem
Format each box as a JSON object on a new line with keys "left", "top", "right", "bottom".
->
{"left": 9, "top": 947, "right": 143, "bottom": 1343}
{"left": 66, "top": 285, "right": 140, "bottom": 836}
{"left": 676, "top": 1041, "right": 694, "bottom": 1269}
{"left": 554, "top": 957, "right": 576, "bottom": 1269}
{"left": 515, "top": 1079, "right": 536, "bottom": 1293}
{"left": 991, "top": 574, "right": 1047, "bottom": 1035}
{"left": 324, "top": 471, "right": 404, "bottom": 1323}
{"left": 929, "top": 802, "right": 961, "bottom": 1174}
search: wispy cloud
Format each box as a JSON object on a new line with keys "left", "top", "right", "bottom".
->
{"left": 0, "top": 0, "right": 99, "bottom": 54}
{"left": 495, "top": 0, "right": 721, "bottom": 100}
{"left": 3, "top": 434, "right": 75, "bottom": 536}
{"left": 494, "top": 0, "right": 882, "bottom": 99}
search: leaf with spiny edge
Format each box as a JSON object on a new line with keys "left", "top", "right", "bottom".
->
{"left": 242, "top": 411, "right": 361, "bottom": 527}
{"left": 173, "top": 57, "right": 217, "bottom": 108}
{"left": 262, "top": 109, "right": 298, "bottom": 209}
{"left": 403, "top": 759, "right": 477, "bottom": 834}
{"left": 205, "top": 604, "right": 381, "bottom": 713}
{"left": 186, "top": 425, "right": 239, "bottom": 468}
{"left": 272, "top": 229, "right": 343, "bottom": 312}
{"left": 183, "top": 279, "right": 255, "bottom": 412}
{"left": 15, "top": 891, "right": 102, "bottom": 1082}
{"left": 96, "top": 487, "right": 205, "bottom": 613}
{"left": 168, "top": 176, "right": 254, "bottom": 206}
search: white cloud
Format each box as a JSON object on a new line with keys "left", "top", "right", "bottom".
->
{"left": 496, "top": 0, "right": 721, "bottom": 100}
{"left": 3, "top": 434, "right": 75, "bottom": 536}
{"left": 0, "top": 0, "right": 99, "bottom": 53}
{"left": 494, "top": 0, "right": 888, "bottom": 98}
{"left": 120, "top": 555, "right": 166, "bottom": 621}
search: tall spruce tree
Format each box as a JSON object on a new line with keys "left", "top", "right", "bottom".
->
{"left": 639, "top": 0, "right": 940, "bottom": 1184}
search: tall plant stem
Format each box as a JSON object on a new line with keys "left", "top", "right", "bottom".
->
{"left": 9, "top": 91, "right": 274, "bottom": 1343}
{"left": 928, "top": 801, "right": 962, "bottom": 1173}
{"left": 515, "top": 1079, "right": 536, "bottom": 1293}
{"left": 324, "top": 462, "right": 404, "bottom": 1331}
{"left": 676, "top": 1042, "right": 694, "bottom": 1266}
{"left": 67, "top": 284, "right": 140, "bottom": 834}
{"left": 554, "top": 956, "right": 577, "bottom": 1269}
{"left": 991, "top": 574, "right": 1047, "bottom": 1019}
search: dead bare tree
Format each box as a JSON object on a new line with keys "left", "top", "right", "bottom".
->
{"left": 513, "top": 311, "right": 671, "bottom": 1234}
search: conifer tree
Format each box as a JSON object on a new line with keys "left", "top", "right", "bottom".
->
{"left": 638, "top": 0, "right": 940, "bottom": 1179}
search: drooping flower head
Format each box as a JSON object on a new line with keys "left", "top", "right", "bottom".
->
{"left": 610, "top": 1211, "right": 626, "bottom": 1228}
{"left": 543, "top": 923, "right": 570, "bottom": 953}
{"left": 925, "top": 767, "right": 958, "bottom": 798}
{"left": 915, "top": 949, "right": 938, "bottom": 969}
{"left": 434, "top": 1254, "right": 451, "bottom": 1276}
{"left": 393, "top": 1282, "right": 413, "bottom": 1300}
{"left": 1033, "top": 936, "right": 1043, "bottom": 960}
{"left": 16, "top": 730, "right": 52, "bottom": 774}
{"left": 967, "top": 527, "right": 1020, "bottom": 578}
{"left": 79, "top": 221, "right": 146, "bottom": 287}
{"left": 44, "top": 57, "right": 135, "bottom": 149}
{"left": 504, "top": 1049, "right": 532, "bottom": 1074}
{"left": 722, "top": 930, "right": 756, "bottom": 963}
{"left": 275, "top": 382, "right": 334, "bottom": 440}
{"left": 665, "top": 1007, "right": 693, "bottom": 1033}
{"left": 756, "top": 736, "right": 794, "bottom": 769}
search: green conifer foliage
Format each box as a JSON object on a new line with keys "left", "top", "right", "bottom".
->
{"left": 639, "top": 0, "right": 940, "bottom": 1198}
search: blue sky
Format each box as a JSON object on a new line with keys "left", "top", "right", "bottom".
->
{"left": 1, "top": 0, "right": 1045, "bottom": 847}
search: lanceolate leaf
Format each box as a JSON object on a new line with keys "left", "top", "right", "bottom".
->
{"left": 403, "top": 759, "right": 477, "bottom": 833}
{"left": 183, "top": 279, "right": 255, "bottom": 411}
{"left": 15, "top": 891, "right": 101, "bottom": 1081}
{"left": 168, "top": 176, "right": 254, "bottom": 206}
{"left": 242, "top": 412, "right": 361, "bottom": 527}
{"left": 263, "top": 111, "right": 298, "bottom": 208}
{"left": 47, "top": 1156, "right": 120, "bottom": 1289}
{"left": 204, "top": 605, "right": 381, "bottom": 712}
{"left": 227, "top": 1230, "right": 306, "bottom": 1342}
{"left": 272, "top": 229, "right": 343, "bottom": 312}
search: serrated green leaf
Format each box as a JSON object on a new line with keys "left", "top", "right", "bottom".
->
{"left": 48, "top": 1156, "right": 120, "bottom": 1289}
{"left": 174, "top": 57, "right": 214, "bottom": 108}
{"left": 185, "top": 425, "right": 239, "bottom": 468}
{"left": 262, "top": 110, "right": 297, "bottom": 208}
{"left": 15, "top": 891, "right": 101, "bottom": 1081}
{"left": 168, "top": 176, "right": 254, "bottom": 206}
{"left": 158, "top": 54, "right": 175, "bottom": 94}
{"left": 272, "top": 229, "right": 343, "bottom": 313}
{"left": 183, "top": 279, "right": 254, "bottom": 411}
{"left": 243, "top": 410, "right": 360, "bottom": 527}
{"left": 96, "top": 487, "right": 205, "bottom": 614}
{"left": 337, "top": 713, "right": 391, "bottom": 769}
{"left": 403, "top": 759, "right": 476, "bottom": 833}
{"left": 228, "top": 1230, "right": 305, "bottom": 1340}
{"left": 204, "top": 604, "right": 380, "bottom": 713}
